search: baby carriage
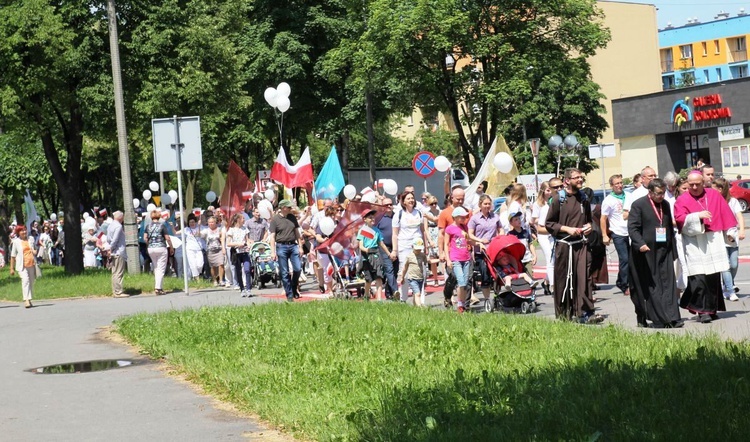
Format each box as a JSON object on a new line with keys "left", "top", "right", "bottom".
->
{"left": 251, "top": 242, "right": 280, "bottom": 289}
{"left": 485, "top": 235, "right": 538, "bottom": 314}
{"left": 328, "top": 248, "right": 366, "bottom": 299}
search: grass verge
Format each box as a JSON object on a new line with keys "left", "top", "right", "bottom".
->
{"left": 115, "top": 301, "right": 750, "bottom": 441}
{"left": 0, "top": 265, "right": 212, "bottom": 301}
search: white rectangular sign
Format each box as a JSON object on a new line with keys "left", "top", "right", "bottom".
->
{"left": 718, "top": 124, "right": 744, "bottom": 142}
{"left": 152, "top": 116, "right": 203, "bottom": 172}
{"left": 588, "top": 143, "right": 616, "bottom": 159}
{"left": 518, "top": 174, "right": 556, "bottom": 197}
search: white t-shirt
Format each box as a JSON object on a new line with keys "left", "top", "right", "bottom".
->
{"left": 531, "top": 203, "right": 550, "bottom": 234}
{"left": 393, "top": 208, "right": 423, "bottom": 246}
{"left": 601, "top": 193, "right": 630, "bottom": 237}
{"left": 624, "top": 186, "right": 648, "bottom": 211}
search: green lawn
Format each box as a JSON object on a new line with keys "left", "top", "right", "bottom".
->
{"left": 0, "top": 265, "right": 212, "bottom": 301}
{"left": 115, "top": 301, "right": 750, "bottom": 441}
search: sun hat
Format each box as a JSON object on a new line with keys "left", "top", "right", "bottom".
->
{"left": 451, "top": 207, "right": 469, "bottom": 217}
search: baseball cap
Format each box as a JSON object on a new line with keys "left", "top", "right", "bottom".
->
{"left": 360, "top": 209, "right": 377, "bottom": 219}
{"left": 413, "top": 238, "right": 424, "bottom": 250}
{"left": 278, "top": 199, "right": 293, "bottom": 208}
{"left": 508, "top": 211, "right": 523, "bottom": 221}
{"left": 451, "top": 207, "right": 469, "bottom": 217}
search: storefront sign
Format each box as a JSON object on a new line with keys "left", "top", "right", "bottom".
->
{"left": 718, "top": 124, "right": 744, "bottom": 141}
{"left": 671, "top": 94, "right": 732, "bottom": 127}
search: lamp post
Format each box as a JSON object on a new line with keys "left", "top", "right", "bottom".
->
{"left": 529, "top": 138, "right": 541, "bottom": 194}
{"left": 548, "top": 134, "right": 582, "bottom": 177}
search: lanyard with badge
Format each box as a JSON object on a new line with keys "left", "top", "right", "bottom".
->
{"left": 649, "top": 198, "right": 667, "bottom": 243}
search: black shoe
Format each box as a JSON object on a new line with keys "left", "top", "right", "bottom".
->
{"left": 699, "top": 314, "right": 712, "bottom": 323}
{"left": 710, "top": 313, "right": 719, "bottom": 321}
{"left": 443, "top": 298, "right": 453, "bottom": 308}
{"left": 293, "top": 292, "right": 301, "bottom": 299}
{"left": 665, "top": 320, "right": 684, "bottom": 328}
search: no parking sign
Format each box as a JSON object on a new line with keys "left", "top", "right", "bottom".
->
{"left": 412, "top": 151, "right": 436, "bottom": 178}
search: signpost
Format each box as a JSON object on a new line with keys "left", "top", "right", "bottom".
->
{"left": 152, "top": 116, "right": 203, "bottom": 295}
{"left": 588, "top": 143, "right": 616, "bottom": 198}
{"left": 412, "top": 151, "right": 436, "bottom": 192}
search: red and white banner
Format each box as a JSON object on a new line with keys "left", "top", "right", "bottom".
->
{"left": 270, "top": 147, "right": 314, "bottom": 189}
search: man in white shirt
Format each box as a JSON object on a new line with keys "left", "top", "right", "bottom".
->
{"left": 624, "top": 166, "right": 657, "bottom": 213}
{"left": 601, "top": 174, "right": 632, "bottom": 296}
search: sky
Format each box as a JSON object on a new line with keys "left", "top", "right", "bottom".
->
{"left": 613, "top": 1, "right": 750, "bottom": 29}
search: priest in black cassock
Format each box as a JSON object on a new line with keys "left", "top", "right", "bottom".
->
{"left": 627, "top": 178, "right": 683, "bottom": 328}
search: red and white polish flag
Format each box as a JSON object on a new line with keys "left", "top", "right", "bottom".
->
{"left": 359, "top": 225, "right": 376, "bottom": 240}
{"left": 270, "top": 146, "right": 314, "bottom": 189}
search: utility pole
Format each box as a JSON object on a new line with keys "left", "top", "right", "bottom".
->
{"left": 107, "top": 0, "right": 139, "bottom": 274}
{"left": 365, "top": 90, "right": 376, "bottom": 184}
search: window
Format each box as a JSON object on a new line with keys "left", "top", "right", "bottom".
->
{"left": 737, "top": 37, "right": 746, "bottom": 51}
{"left": 704, "top": 69, "right": 710, "bottom": 83}
{"left": 680, "top": 44, "right": 693, "bottom": 59}
{"left": 715, "top": 40, "right": 720, "bottom": 54}
{"left": 717, "top": 68, "right": 722, "bottom": 81}
{"left": 702, "top": 42, "right": 707, "bottom": 56}
{"left": 407, "top": 115, "right": 414, "bottom": 127}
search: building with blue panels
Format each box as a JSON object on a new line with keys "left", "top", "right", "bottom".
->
{"left": 660, "top": 11, "right": 750, "bottom": 90}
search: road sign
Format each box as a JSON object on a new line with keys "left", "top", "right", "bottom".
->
{"left": 412, "top": 151, "right": 436, "bottom": 178}
{"left": 152, "top": 116, "right": 203, "bottom": 172}
{"left": 588, "top": 143, "right": 616, "bottom": 159}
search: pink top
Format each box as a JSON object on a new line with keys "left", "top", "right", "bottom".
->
{"left": 445, "top": 223, "right": 471, "bottom": 262}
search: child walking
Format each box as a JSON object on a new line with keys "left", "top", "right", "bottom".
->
{"left": 357, "top": 209, "right": 394, "bottom": 300}
{"left": 443, "top": 207, "right": 474, "bottom": 313}
{"left": 399, "top": 238, "right": 428, "bottom": 306}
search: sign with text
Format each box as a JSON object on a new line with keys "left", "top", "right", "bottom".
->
{"left": 718, "top": 124, "right": 744, "bottom": 142}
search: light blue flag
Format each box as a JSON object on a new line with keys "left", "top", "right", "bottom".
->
{"left": 314, "top": 146, "right": 345, "bottom": 200}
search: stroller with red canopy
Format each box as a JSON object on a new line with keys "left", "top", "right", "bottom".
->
{"left": 484, "top": 235, "right": 538, "bottom": 313}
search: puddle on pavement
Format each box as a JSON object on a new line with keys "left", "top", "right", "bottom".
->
{"left": 27, "top": 359, "right": 136, "bottom": 374}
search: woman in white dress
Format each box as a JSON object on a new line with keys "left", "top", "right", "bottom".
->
{"left": 531, "top": 181, "right": 555, "bottom": 296}
{"left": 82, "top": 226, "right": 98, "bottom": 268}
{"left": 184, "top": 214, "right": 205, "bottom": 280}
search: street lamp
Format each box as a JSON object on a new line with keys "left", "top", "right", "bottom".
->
{"left": 529, "top": 138, "right": 541, "bottom": 194}
{"left": 548, "top": 134, "right": 582, "bottom": 177}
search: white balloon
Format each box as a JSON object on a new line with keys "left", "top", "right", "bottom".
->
{"left": 206, "top": 191, "right": 217, "bottom": 202}
{"left": 259, "top": 199, "right": 273, "bottom": 214}
{"left": 362, "top": 193, "right": 378, "bottom": 204}
{"left": 383, "top": 179, "right": 398, "bottom": 195}
{"left": 168, "top": 190, "right": 178, "bottom": 203}
{"left": 434, "top": 156, "right": 451, "bottom": 172}
{"left": 264, "top": 87, "right": 277, "bottom": 107}
{"left": 343, "top": 184, "right": 357, "bottom": 200}
{"left": 259, "top": 207, "right": 271, "bottom": 220}
{"left": 330, "top": 242, "right": 343, "bottom": 256}
{"left": 83, "top": 212, "right": 90, "bottom": 219}
{"left": 50, "top": 213, "right": 57, "bottom": 221}
{"left": 149, "top": 181, "right": 159, "bottom": 192}
{"left": 276, "top": 96, "right": 290, "bottom": 113}
{"left": 161, "top": 193, "right": 172, "bottom": 205}
{"left": 143, "top": 189, "right": 152, "bottom": 200}
{"left": 277, "top": 82, "right": 291, "bottom": 98}
{"left": 320, "top": 217, "right": 335, "bottom": 236}
{"left": 493, "top": 152, "right": 514, "bottom": 174}
{"left": 133, "top": 198, "right": 140, "bottom": 208}
{"left": 146, "top": 203, "right": 157, "bottom": 213}
{"left": 264, "top": 188, "right": 276, "bottom": 202}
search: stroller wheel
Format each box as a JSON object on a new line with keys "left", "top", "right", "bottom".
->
{"left": 483, "top": 299, "right": 494, "bottom": 313}
{"left": 529, "top": 301, "right": 537, "bottom": 312}
{"left": 521, "top": 302, "right": 529, "bottom": 314}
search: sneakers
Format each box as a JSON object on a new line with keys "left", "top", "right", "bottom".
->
{"left": 24, "top": 300, "right": 33, "bottom": 308}
{"left": 113, "top": 293, "right": 130, "bottom": 298}
{"left": 530, "top": 280, "right": 540, "bottom": 288}
{"left": 213, "top": 281, "right": 219, "bottom": 287}
{"left": 729, "top": 293, "right": 739, "bottom": 302}
{"left": 241, "top": 290, "right": 248, "bottom": 298}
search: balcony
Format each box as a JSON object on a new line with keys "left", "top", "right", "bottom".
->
{"left": 729, "top": 49, "right": 748, "bottom": 63}
{"left": 661, "top": 60, "right": 674, "bottom": 73}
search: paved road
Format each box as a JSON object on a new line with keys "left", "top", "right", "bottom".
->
{"left": 3, "top": 238, "right": 750, "bottom": 440}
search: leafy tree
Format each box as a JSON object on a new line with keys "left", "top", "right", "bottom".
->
{"left": 362, "top": 0, "right": 610, "bottom": 177}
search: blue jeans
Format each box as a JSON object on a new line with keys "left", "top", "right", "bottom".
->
{"left": 277, "top": 243, "right": 301, "bottom": 299}
{"left": 721, "top": 246, "right": 739, "bottom": 296}
{"left": 452, "top": 261, "right": 472, "bottom": 288}
{"left": 379, "top": 248, "right": 398, "bottom": 298}
{"left": 234, "top": 252, "right": 252, "bottom": 291}
{"left": 407, "top": 279, "right": 424, "bottom": 296}
{"left": 612, "top": 234, "right": 629, "bottom": 293}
